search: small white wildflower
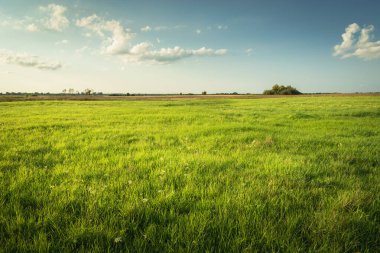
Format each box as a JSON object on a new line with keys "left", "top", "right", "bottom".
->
{"left": 128, "top": 180, "right": 133, "bottom": 185}
{"left": 142, "top": 198, "right": 148, "bottom": 203}
{"left": 114, "top": 237, "right": 122, "bottom": 243}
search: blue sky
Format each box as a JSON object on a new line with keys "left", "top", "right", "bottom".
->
{"left": 0, "top": 0, "right": 379, "bottom": 93}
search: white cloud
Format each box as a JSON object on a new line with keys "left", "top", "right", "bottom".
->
{"left": 1, "top": 5, "right": 68, "bottom": 33}
{"left": 334, "top": 23, "right": 360, "bottom": 58}
{"left": 0, "top": 15, "right": 30, "bottom": 31}
{"left": 76, "top": 15, "right": 135, "bottom": 55}
{"left": 40, "top": 4, "right": 69, "bottom": 32}
{"left": 76, "top": 15, "right": 102, "bottom": 33}
{"left": 196, "top": 29, "right": 201, "bottom": 34}
{"left": 76, "top": 15, "right": 226, "bottom": 64}
{"left": 152, "top": 25, "right": 185, "bottom": 32}
{"left": 205, "top": 25, "right": 228, "bottom": 31}
{"left": 26, "top": 23, "right": 39, "bottom": 32}
{"left": 141, "top": 26, "right": 152, "bottom": 32}
{"left": 334, "top": 23, "right": 380, "bottom": 60}
{"left": 193, "top": 47, "right": 227, "bottom": 56}
{"left": 129, "top": 42, "right": 152, "bottom": 54}
{"left": 122, "top": 45, "right": 227, "bottom": 64}
{"left": 246, "top": 48, "right": 253, "bottom": 56}
{"left": 55, "top": 40, "right": 69, "bottom": 46}
{"left": 154, "top": 26, "right": 169, "bottom": 31}
{"left": 0, "top": 49, "right": 62, "bottom": 70}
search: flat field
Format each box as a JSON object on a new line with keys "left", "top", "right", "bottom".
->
{"left": 0, "top": 96, "right": 379, "bottom": 252}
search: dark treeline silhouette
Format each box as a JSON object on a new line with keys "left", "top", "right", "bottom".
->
{"left": 263, "top": 84, "right": 302, "bottom": 95}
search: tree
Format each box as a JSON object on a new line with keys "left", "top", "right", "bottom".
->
{"left": 84, "top": 88, "right": 93, "bottom": 95}
{"left": 202, "top": 91, "right": 207, "bottom": 95}
{"left": 272, "top": 84, "right": 280, "bottom": 94}
{"left": 263, "top": 85, "right": 301, "bottom": 95}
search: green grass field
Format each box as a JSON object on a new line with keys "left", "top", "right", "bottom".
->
{"left": 0, "top": 96, "right": 379, "bottom": 252}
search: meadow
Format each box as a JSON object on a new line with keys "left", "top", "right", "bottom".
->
{"left": 0, "top": 96, "right": 379, "bottom": 252}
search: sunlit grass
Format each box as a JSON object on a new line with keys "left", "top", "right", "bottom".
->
{"left": 0, "top": 96, "right": 379, "bottom": 252}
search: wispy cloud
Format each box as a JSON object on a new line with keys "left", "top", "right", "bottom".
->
{"left": 122, "top": 44, "right": 227, "bottom": 64}
{"left": 0, "top": 50, "right": 62, "bottom": 70}
{"left": 154, "top": 26, "right": 168, "bottom": 31}
{"left": 26, "top": 23, "right": 39, "bottom": 32}
{"left": 0, "top": 15, "right": 32, "bottom": 31}
{"left": 141, "top": 25, "right": 186, "bottom": 32}
{"left": 140, "top": 25, "right": 152, "bottom": 32}
{"left": 2, "top": 5, "right": 228, "bottom": 66}
{"left": 55, "top": 40, "right": 69, "bottom": 46}
{"left": 202, "top": 24, "right": 228, "bottom": 32}
{"left": 217, "top": 24, "right": 228, "bottom": 30}
{"left": 1, "top": 4, "right": 69, "bottom": 32}
{"left": 76, "top": 14, "right": 227, "bottom": 64}
{"left": 334, "top": 23, "right": 380, "bottom": 60}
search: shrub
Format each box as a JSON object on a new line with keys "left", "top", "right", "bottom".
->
{"left": 263, "top": 85, "right": 301, "bottom": 95}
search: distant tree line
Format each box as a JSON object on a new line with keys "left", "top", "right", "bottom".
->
{"left": 62, "top": 88, "right": 103, "bottom": 95}
{"left": 263, "top": 85, "right": 302, "bottom": 95}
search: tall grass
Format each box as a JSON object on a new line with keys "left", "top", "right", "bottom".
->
{"left": 0, "top": 97, "right": 379, "bottom": 252}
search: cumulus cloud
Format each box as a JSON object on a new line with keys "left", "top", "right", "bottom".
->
{"left": 334, "top": 23, "right": 380, "bottom": 60}
{"left": 0, "top": 50, "right": 62, "bottom": 70}
{"left": 334, "top": 23, "right": 360, "bottom": 58}
{"left": 122, "top": 45, "right": 227, "bottom": 64}
{"left": 39, "top": 4, "right": 69, "bottom": 31}
{"left": 76, "top": 15, "right": 135, "bottom": 55}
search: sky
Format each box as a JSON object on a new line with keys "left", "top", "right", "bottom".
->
{"left": 0, "top": 0, "right": 380, "bottom": 94}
